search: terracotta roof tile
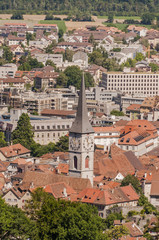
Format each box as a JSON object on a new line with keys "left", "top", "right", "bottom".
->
{"left": 41, "top": 109, "right": 76, "bottom": 116}
{"left": 23, "top": 171, "right": 92, "bottom": 193}
{"left": 126, "top": 104, "right": 141, "bottom": 111}
{"left": 0, "top": 144, "right": 30, "bottom": 158}
{"left": 56, "top": 163, "right": 69, "bottom": 174}
{"left": 44, "top": 182, "right": 76, "bottom": 199}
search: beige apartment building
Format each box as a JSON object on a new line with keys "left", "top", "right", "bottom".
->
{"left": 11, "top": 92, "right": 76, "bottom": 114}
{"left": 32, "top": 118, "right": 73, "bottom": 144}
{"left": 102, "top": 72, "right": 159, "bottom": 97}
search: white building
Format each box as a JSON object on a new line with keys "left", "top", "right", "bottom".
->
{"left": 102, "top": 72, "right": 159, "bottom": 97}
{"left": 0, "top": 64, "right": 17, "bottom": 78}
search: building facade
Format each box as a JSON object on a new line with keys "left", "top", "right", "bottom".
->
{"left": 102, "top": 72, "right": 159, "bottom": 97}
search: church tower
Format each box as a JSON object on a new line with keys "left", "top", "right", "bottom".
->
{"left": 69, "top": 74, "right": 94, "bottom": 186}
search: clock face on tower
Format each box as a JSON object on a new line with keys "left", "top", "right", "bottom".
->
{"left": 83, "top": 135, "right": 94, "bottom": 151}
{"left": 70, "top": 137, "right": 81, "bottom": 151}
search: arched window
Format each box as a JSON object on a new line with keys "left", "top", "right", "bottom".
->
{"left": 85, "top": 156, "right": 89, "bottom": 168}
{"left": 74, "top": 156, "right": 77, "bottom": 169}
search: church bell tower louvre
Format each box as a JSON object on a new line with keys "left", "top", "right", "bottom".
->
{"left": 69, "top": 73, "right": 94, "bottom": 186}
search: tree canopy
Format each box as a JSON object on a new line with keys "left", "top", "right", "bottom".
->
{"left": 56, "top": 66, "right": 94, "bottom": 89}
{"left": 18, "top": 56, "right": 44, "bottom": 71}
{"left": 24, "top": 188, "right": 128, "bottom": 240}
{"left": 0, "top": 0, "right": 159, "bottom": 16}
{"left": 121, "top": 174, "right": 142, "bottom": 194}
{"left": 0, "top": 197, "right": 37, "bottom": 239}
{"left": 12, "top": 113, "right": 35, "bottom": 149}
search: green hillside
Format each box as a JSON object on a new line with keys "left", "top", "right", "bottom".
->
{"left": 0, "top": 0, "right": 159, "bottom": 16}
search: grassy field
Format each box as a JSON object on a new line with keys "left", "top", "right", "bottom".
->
{"left": 98, "top": 16, "right": 141, "bottom": 20}
{"left": 39, "top": 20, "right": 66, "bottom": 32}
{"left": 103, "top": 22, "right": 153, "bottom": 31}
{"left": 103, "top": 22, "right": 128, "bottom": 31}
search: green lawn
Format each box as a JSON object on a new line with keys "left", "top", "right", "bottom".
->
{"left": 98, "top": 16, "right": 141, "bottom": 20}
{"left": 39, "top": 20, "right": 66, "bottom": 32}
{"left": 103, "top": 22, "right": 153, "bottom": 31}
{"left": 102, "top": 22, "right": 128, "bottom": 31}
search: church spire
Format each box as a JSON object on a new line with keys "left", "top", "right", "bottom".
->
{"left": 70, "top": 72, "right": 94, "bottom": 134}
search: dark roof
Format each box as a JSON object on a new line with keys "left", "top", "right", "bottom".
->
{"left": 69, "top": 74, "right": 94, "bottom": 134}
{"left": 147, "top": 146, "right": 159, "bottom": 157}
{"left": 124, "top": 151, "right": 143, "bottom": 170}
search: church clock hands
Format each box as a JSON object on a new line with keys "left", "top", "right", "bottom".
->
{"left": 70, "top": 137, "right": 81, "bottom": 151}
{"left": 83, "top": 136, "right": 94, "bottom": 151}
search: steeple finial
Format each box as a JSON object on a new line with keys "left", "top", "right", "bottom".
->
{"left": 70, "top": 72, "right": 94, "bottom": 134}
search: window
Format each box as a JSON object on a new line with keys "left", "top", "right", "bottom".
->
{"left": 47, "top": 126, "right": 50, "bottom": 129}
{"left": 74, "top": 156, "right": 77, "bottom": 169}
{"left": 41, "top": 126, "right": 44, "bottom": 130}
{"left": 85, "top": 156, "right": 89, "bottom": 168}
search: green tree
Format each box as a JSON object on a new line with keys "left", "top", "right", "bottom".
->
{"left": 45, "top": 13, "right": 54, "bottom": 20}
{"left": 141, "top": 13, "right": 155, "bottom": 25}
{"left": 108, "top": 13, "right": 114, "bottom": 23}
{"left": 0, "top": 196, "right": 37, "bottom": 239}
{"left": 64, "top": 66, "right": 94, "bottom": 89}
{"left": 11, "top": 12, "right": 23, "bottom": 19}
{"left": 89, "top": 51, "right": 103, "bottom": 65}
{"left": 58, "top": 29, "right": 64, "bottom": 39}
{"left": 149, "top": 63, "right": 159, "bottom": 72}
{"left": 140, "top": 38, "right": 149, "bottom": 48}
{"left": 45, "top": 40, "right": 57, "bottom": 53}
{"left": 3, "top": 46, "right": 13, "bottom": 62}
{"left": 88, "top": 33, "right": 95, "bottom": 44}
{"left": 135, "top": 52, "right": 145, "bottom": 61}
{"left": 12, "top": 113, "right": 35, "bottom": 149}
{"left": 64, "top": 48, "right": 74, "bottom": 62}
{"left": 124, "top": 58, "right": 136, "bottom": 68}
{"left": 54, "top": 135, "right": 69, "bottom": 151}
{"left": 18, "top": 56, "right": 44, "bottom": 71}
{"left": 106, "top": 212, "right": 123, "bottom": 229}
{"left": 107, "top": 225, "right": 129, "bottom": 240}
{"left": 25, "top": 188, "right": 107, "bottom": 240}
{"left": 121, "top": 174, "right": 142, "bottom": 194}
{"left": 45, "top": 59, "right": 56, "bottom": 69}
{"left": 0, "top": 132, "right": 7, "bottom": 147}
{"left": 26, "top": 32, "right": 35, "bottom": 44}
{"left": 110, "top": 110, "right": 124, "bottom": 116}
{"left": 25, "top": 83, "right": 32, "bottom": 91}
{"left": 56, "top": 72, "right": 68, "bottom": 87}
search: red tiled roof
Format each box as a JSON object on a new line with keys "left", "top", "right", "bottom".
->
{"left": 5, "top": 23, "right": 26, "bottom": 26}
{"left": 34, "top": 24, "right": 57, "bottom": 27}
{"left": 93, "top": 126, "right": 123, "bottom": 133}
{"left": 56, "top": 163, "right": 69, "bottom": 174}
{"left": 76, "top": 185, "right": 139, "bottom": 205}
{"left": 44, "top": 182, "right": 76, "bottom": 199}
{"left": 126, "top": 104, "right": 141, "bottom": 111}
{"left": 12, "top": 158, "right": 27, "bottom": 165}
{"left": 41, "top": 109, "right": 76, "bottom": 116}
{"left": 0, "top": 144, "right": 30, "bottom": 158}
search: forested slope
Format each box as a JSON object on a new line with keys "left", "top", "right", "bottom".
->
{"left": 0, "top": 0, "right": 159, "bottom": 15}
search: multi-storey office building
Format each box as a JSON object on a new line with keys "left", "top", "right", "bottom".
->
{"left": 102, "top": 72, "right": 159, "bottom": 97}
